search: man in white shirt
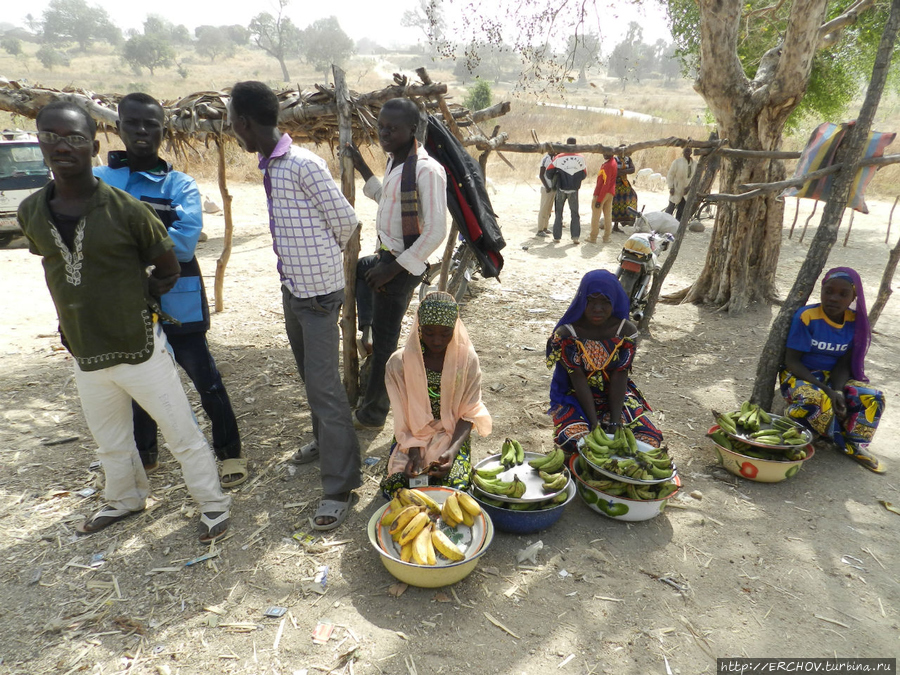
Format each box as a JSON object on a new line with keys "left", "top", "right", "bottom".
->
{"left": 536, "top": 143, "right": 556, "bottom": 236}
{"left": 345, "top": 98, "right": 448, "bottom": 429}
{"left": 665, "top": 147, "right": 694, "bottom": 221}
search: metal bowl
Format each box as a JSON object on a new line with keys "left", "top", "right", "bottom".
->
{"left": 367, "top": 488, "right": 494, "bottom": 588}
{"left": 708, "top": 425, "right": 815, "bottom": 483}
{"left": 470, "top": 482, "right": 576, "bottom": 534}
{"left": 569, "top": 454, "right": 681, "bottom": 522}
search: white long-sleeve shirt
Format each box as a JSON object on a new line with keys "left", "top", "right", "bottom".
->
{"left": 667, "top": 156, "right": 694, "bottom": 203}
{"left": 362, "top": 144, "right": 447, "bottom": 276}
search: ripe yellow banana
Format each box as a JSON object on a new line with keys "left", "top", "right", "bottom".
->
{"left": 380, "top": 496, "right": 405, "bottom": 526}
{"left": 432, "top": 527, "right": 465, "bottom": 561}
{"left": 408, "top": 489, "right": 441, "bottom": 517}
{"left": 388, "top": 505, "right": 422, "bottom": 541}
{"left": 412, "top": 523, "right": 433, "bottom": 565}
{"left": 400, "top": 541, "right": 414, "bottom": 562}
{"left": 398, "top": 511, "right": 430, "bottom": 546}
{"left": 456, "top": 492, "right": 482, "bottom": 518}
{"left": 443, "top": 493, "right": 464, "bottom": 525}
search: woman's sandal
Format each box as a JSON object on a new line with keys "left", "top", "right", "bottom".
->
{"left": 309, "top": 493, "right": 358, "bottom": 532}
{"left": 219, "top": 457, "right": 249, "bottom": 488}
{"left": 843, "top": 444, "right": 887, "bottom": 474}
{"left": 76, "top": 505, "right": 143, "bottom": 535}
{"left": 290, "top": 440, "right": 320, "bottom": 465}
{"left": 199, "top": 511, "right": 230, "bottom": 543}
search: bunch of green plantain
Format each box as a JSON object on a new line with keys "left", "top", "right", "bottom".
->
{"left": 713, "top": 401, "right": 808, "bottom": 455}
{"left": 479, "top": 490, "right": 569, "bottom": 511}
{"left": 473, "top": 473, "right": 527, "bottom": 498}
{"left": 582, "top": 472, "right": 678, "bottom": 500}
{"left": 709, "top": 430, "right": 809, "bottom": 462}
{"left": 581, "top": 425, "right": 639, "bottom": 456}
{"left": 538, "top": 469, "right": 568, "bottom": 493}
{"left": 499, "top": 437, "right": 526, "bottom": 468}
{"left": 527, "top": 446, "right": 566, "bottom": 473}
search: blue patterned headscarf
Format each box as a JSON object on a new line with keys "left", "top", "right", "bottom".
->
{"left": 547, "top": 270, "right": 631, "bottom": 413}
{"left": 551, "top": 269, "right": 630, "bottom": 340}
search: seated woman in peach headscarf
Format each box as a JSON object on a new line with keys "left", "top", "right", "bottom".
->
{"left": 380, "top": 292, "right": 492, "bottom": 498}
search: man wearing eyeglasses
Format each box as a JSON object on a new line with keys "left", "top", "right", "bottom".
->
{"left": 17, "top": 101, "right": 231, "bottom": 543}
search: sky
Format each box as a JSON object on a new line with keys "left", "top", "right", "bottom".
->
{"left": 12, "top": 0, "right": 673, "bottom": 51}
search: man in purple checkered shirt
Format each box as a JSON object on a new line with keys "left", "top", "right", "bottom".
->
{"left": 229, "top": 81, "right": 361, "bottom": 531}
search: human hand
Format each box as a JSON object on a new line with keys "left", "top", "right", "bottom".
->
{"left": 404, "top": 447, "right": 424, "bottom": 477}
{"left": 428, "top": 450, "right": 454, "bottom": 479}
{"left": 365, "top": 260, "right": 401, "bottom": 292}
{"left": 829, "top": 390, "right": 848, "bottom": 419}
{"left": 342, "top": 142, "right": 366, "bottom": 172}
{"left": 149, "top": 272, "right": 180, "bottom": 297}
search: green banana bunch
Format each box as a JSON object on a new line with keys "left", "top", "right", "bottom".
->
{"left": 474, "top": 474, "right": 521, "bottom": 496}
{"left": 475, "top": 465, "right": 505, "bottom": 479}
{"left": 708, "top": 430, "right": 733, "bottom": 450}
{"left": 655, "top": 482, "right": 678, "bottom": 499}
{"left": 541, "top": 472, "right": 568, "bottom": 492}
{"left": 528, "top": 446, "right": 564, "bottom": 471}
{"left": 500, "top": 438, "right": 525, "bottom": 468}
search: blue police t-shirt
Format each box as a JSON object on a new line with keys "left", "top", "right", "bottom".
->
{"left": 786, "top": 304, "right": 855, "bottom": 372}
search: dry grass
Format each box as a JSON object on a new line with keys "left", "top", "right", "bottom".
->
{"left": 3, "top": 42, "right": 900, "bottom": 198}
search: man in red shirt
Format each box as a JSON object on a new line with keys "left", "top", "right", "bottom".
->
{"left": 588, "top": 152, "right": 618, "bottom": 243}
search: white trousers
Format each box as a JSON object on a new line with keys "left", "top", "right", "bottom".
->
{"left": 73, "top": 324, "right": 231, "bottom": 514}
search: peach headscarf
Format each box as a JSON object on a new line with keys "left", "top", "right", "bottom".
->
{"left": 385, "top": 297, "right": 492, "bottom": 475}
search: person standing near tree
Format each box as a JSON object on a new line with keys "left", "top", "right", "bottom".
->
{"left": 546, "top": 137, "right": 587, "bottom": 244}
{"left": 343, "top": 97, "right": 448, "bottom": 431}
{"left": 18, "top": 101, "right": 231, "bottom": 543}
{"left": 536, "top": 143, "right": 556, "bottom": 237}
{"left": 588, "top": 151, "right": 618, "bottom": 244}
{"left": 665, "top": 147, "right": 694, "bottom": 221}
{"left": 95, "top": 93, "right": 246, "bottom": 489}
{"left": 228, "top": 81, "right": 362, "bottom": 531}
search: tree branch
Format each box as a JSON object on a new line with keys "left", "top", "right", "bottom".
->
{"left": 818, "top": 0, "right": 877, "bottom": 48}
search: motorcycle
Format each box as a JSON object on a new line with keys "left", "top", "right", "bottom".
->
{"left": 615, "top": 207, "right": 675, "bottom": 321}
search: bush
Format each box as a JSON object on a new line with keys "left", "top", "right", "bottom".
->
{"left": 464, "top": 79, "right": 492, "bottom": 112}
{"left": 36, "top": 45, "right": 70, "bottom": 70}
{"left": 2, "top": 38, "right": 22, "bottom": 57}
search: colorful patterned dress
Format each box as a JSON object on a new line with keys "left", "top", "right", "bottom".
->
{"left": 611, "top": 156, "right": 638, "bottom": 225}
{"left": 779, "top": 302, "right": 885, "bottom": 453}
{"left": 546, "top": 324, "right": 662, "bottom": 452}
{"left": 380, "top": 367, "right": 473, "bottom": 498}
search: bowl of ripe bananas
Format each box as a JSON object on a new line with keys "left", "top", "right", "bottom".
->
{"left": 568, "top": 454, "right": 681, "bottom": 522}
{"left": 708, "top": 402, "right": 816, "bottom": 483}
{"left": 367, "top": 487, "right": 494, "bottom": 588}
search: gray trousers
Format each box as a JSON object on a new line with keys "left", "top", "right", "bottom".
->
{"left": 282, "top": 286, "right": 361, "bottom": 495}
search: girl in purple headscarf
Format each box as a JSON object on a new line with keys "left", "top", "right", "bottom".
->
{"left": 780, "top": 267, "right": 885, "bottom": 473}
{"left": 546, "top": 270, "right": 663, "bottom": 453}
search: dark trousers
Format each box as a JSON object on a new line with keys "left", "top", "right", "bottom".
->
{"left": 665, "top": 198, "right": 687, "bottom": 221}
{"left": 282, "top": 287, "right": 361, "bottom": 495}
{"left": 553, "top": 190, "right": 581, "bottom": 240}
{"left": 133, "top": 330, "right": 240, "bottom": 464}
{"left": 355, "top": 252, "right": 423, "bottom": 426}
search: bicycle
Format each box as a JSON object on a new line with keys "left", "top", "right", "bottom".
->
{"left": 418, "top": 239, "right": 478, "bottom": 303}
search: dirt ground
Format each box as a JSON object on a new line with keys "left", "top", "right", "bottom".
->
{"left": 1, "top": 175, "right": 899, "bottom": 675}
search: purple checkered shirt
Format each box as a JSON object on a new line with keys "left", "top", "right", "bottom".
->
{"left": 259, "top": 134, "right": 357, "bottom": 298}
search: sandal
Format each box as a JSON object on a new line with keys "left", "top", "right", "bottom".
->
{"left": 199, "top": 510, "right": 230, "bottom": 543}
{"left": 290, "top": 441, "right": 320, "bottom": 465}
{"left": 76, "top": 505, "right": 143, "bottom": 535}
{"left": 843, "top": 443, "right": 887, "bottom": 474}
{"left": 309, "top": 493, "right": 358, "bottom": 532}
{"left": 219, "top": 457, "right": 249, "bottom": 488}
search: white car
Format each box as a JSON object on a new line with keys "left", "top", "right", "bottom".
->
{"left": 0, "top": 130, "right": 51, "bottom": 247}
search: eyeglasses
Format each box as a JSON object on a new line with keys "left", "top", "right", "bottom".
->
{"left": 36, "top": 131, "right": 93, "bottom": 148}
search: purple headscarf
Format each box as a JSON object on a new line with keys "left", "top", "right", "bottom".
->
{"left": 822, "top": 267, "right": 870, "bottom": 382}
{"left": 547, "top": 270, "right": 630, "bottom": 411}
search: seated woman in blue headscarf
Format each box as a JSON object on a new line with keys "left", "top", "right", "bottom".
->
{"left": 780, "top": 267, "right": 886, "bottom": 474}
{"left": 546, "top": 269, "right": 663, "bottom": 453}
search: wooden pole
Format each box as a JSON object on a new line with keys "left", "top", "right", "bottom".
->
{"left": 750, "top": 0, "right": 900, "bottom": 410}
{"left": 842, "top": 209, "right": 855, "bottom": 247}
{"left": 798, "top": 200, "right": 818, "bottom": 243}
{"left": 788, "top": 198, "right": 800, "bottom": 239}
{"left": 213, "top": 137, "right": 234, "bottom": 313}
{"left": 638, "top": 144, "right": 724, "bottom": 334}
{"left": 886, "top": 195, "right": 899, "bottom": 243}
{"left": 438, "top": 221, "right": 459, "bottom": 291}
{"left": 334, "top": 66, "right": 361, "bottom": 403}
{"left": 869, "top": 232, "right": 900, "bottom": 329}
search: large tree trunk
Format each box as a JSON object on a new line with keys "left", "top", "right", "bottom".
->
{"left": 684, "top": 0, "right": 829, "bottom": 313}
{"left": 277, "top": 57, "right": 290, "bottom": 82}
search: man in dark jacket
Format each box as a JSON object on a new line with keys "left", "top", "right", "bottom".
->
{"left": 546, "top": 137, "right": 587, "bottom": 244}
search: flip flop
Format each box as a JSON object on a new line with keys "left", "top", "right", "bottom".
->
{"left": 76, "top": 506, "right": 143, "bottom": 535}
{"left": 309, "top": 493, "right": 358, "bottom": 532}
{"left": 290, "top": 441, "right": 320, "bottom": 465}
{"left": 199, "top": 510, "right": 230, "bottom": 543}
{"left": 843, "top": 444, "right": 887, "bottom": 474}
{"left": 219, "top": 457, "right": 249, "bottom": 488}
